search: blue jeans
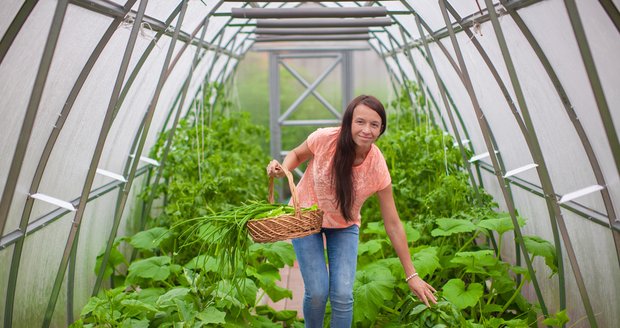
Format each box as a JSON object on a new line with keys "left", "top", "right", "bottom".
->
{"left": 292, "top": 225, "right": 360, "bottom": 328}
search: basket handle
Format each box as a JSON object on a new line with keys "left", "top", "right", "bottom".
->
{"left": 268, "top": 166, "right": 301, "bottom": 219}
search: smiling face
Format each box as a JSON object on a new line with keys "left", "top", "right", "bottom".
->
{"left": 351, "top": 104, "right": 383, "bottom": 149}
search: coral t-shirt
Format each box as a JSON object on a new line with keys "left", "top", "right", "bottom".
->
{"left": 295, "top": 127, "right": 392, "bottom": 228}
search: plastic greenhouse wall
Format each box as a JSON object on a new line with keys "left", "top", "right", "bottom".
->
{"left": 0, "top": 0, "right": 619, "bottom": 327}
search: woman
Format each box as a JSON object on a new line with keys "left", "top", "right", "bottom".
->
{"left": 266, "top": 95, "right": 437, "bottom": 327}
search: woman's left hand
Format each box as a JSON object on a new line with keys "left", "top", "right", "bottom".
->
{"left": 408, "top": 276, "right": 437, "bottom": 307}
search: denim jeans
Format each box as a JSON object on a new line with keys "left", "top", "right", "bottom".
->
{"left": 292, "top": 225, "right": 360, "bottom": 328}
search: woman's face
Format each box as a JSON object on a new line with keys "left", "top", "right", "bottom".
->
{"left": 351, "top": 104, "right": 382, "bottom": 148}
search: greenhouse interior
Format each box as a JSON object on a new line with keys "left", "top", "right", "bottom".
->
{"left": 1, "top": 0, "right": 619, "bottom": 327}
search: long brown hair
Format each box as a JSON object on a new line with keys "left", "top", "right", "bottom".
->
{"left": 331, "top": 95, "right": 387, "bottom": 221}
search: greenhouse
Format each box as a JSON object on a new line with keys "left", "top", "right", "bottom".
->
{"left": 1, "top": 0, "right": 619, "bottom": 327}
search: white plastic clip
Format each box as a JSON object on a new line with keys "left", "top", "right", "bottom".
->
{"left": 30, "top": 193, "right": 76, "bottom": 211}
{"left": 559, "top": 185, "right": 605, "bottom": 204}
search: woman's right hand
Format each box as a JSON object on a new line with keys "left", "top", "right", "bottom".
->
{"left": 266, "top": 159, "right": 285, "bottom": 178}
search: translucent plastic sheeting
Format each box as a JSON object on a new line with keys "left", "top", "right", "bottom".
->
{"left": 509, "top": 186, "right": 620, "bottom": 328}
{"left": 0, "top": 0, "right": 56, "bottom": 218}
{"left": 72, "top": 179, "right": 146, "bottom": 321}
{"left": 495, "top": 4, "right": 604, "bottom": 211}
{"left": 520, "top": 0, "right": 619, "bottom": 209}
{"left": 409, "top": 0, "right": 457, "bottom": 32}
{"left": 2, "top": 6, "right": 119, "bottom": 234}
{"left": 12, "top": 214, "right": 75, "bottom": 327}
{"left": 0, "top": 0, "right": 24, "bottom": 38}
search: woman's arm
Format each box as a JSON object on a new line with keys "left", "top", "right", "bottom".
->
{"left": 377, "top": 184, "right": 437, "bottom": 307}
{"left": 266, "top": 141, "right": 313, "bottom": 177}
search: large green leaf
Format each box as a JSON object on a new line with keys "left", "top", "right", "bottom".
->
{"left": 431, "top": 218, "right": 477, "bottom": 237}
{"left": 247, "top": 262, "right": 281, "bottom": 284}
{"left": 442, "top": 279, "right": 483, "bottom": 309}
{"left": 249, "top": 241, "right": 295, "bottom": 268}
{"left": 120, "top": 299, "right": 158, "bottom": 318}
{"left": 353, "top": 266, "right": 395, "bottom": 322}
{"left": 263, "top": 283, "right": 293, "bottom": 303}
{"left": 126, "top": 256, "right": 171, "bottom": 282}
{"left": 403, "top": 222, "right": 421, "bottom": 242}
{"left": 184, "top": 255, "right": 218, "bottom": 272}
{"left": 363, "top": 221, "right": 386, "bottom": 237}
{"left": 156, "top": 287, "right": 189, "bottom": 307}
{"left": 358, "top": 239, "right": 384, "bottom": 256}
{"left": 450, "top": 250, "right": 498, "bottom": 274}
{"left": 129, "top": 227, "right": 171, "bottom": 251}
{"left": 412, "top": 246, "right": 441, "bottom": 278}
{"left": 95, "top": 246, "right": 127, "bottom": 279}
{"left": 196, "top": 307, "right": 226, "bottom": 325}
{"left": 523, "top": 235, "right": 557, "bottom": 274}
{"left": 477, "top": 213, "right": 525, "bottom": 235}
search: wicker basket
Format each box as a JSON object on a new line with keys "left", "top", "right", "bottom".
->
{"left": 247, "top": 167, "right": 323, "bottom": 243}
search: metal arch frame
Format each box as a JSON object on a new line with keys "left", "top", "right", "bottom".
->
{"left": 0, "top": 0, "right": 39, "bottom": 65}
{"left": 2, "top": 0, "right": 141, "bottom": 325}
{"left": 0, "top": 0, "right": 69, "bottom": 237}
{"left": 381, "top": 0, "right": 505, "bottom": 256}
{"left": 442, "top": 0, "right": 561, "bottom": 319}
{"left": 387, "top": 1, "right": 618, "bottom": 253}
{"left": 42, "top": 0, "right": 150, "bottom": 326}
{"left": 563, "top": 0, "right": 620, "bottom": 182}
{"left": 0, "top": 0, "right": 70, "bottom": 324}
{"left": 383, "top": 0, "right": 554, "bottom": 317}
{"left": 89, "top": 0, "right": 196, "bottom": 300}
{"left": 482, "top": 0, "right": 597, "bottom": 325}
{"left": 497, "top": 0, "right": 620, "bottom": 264}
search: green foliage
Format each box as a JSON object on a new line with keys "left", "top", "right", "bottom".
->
{"left": 79, "top": 89, "right": 302, "bottom": 327}
{"left": 80, "top": 83, "right": 563, "bottom": 327}
{"left": 353, "top": 85, "right": 558, "bottom": 327}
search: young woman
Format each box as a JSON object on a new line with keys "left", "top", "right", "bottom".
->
{"left": 266, "top": 95, "right": 436, "bottom": 327}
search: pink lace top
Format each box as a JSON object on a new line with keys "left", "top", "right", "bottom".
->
{"left": 295, "top": 127, "right": 391, "bottom": 228}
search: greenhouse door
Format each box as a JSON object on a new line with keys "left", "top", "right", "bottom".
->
{"left": 267, "top": 49, "right": 355, "bottom": 170}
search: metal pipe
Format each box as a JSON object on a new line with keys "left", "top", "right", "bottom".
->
{"left": 231, "top": 6, "right": 387, "bottom": 18}
{"left": 256, "top": 17, "right": 392, "bottom": 28}
{"left": 42, "top": 0, "right": 149, "bottom": 326}
{"left": 438, "top": 0, "right": 552, "bottom": 318}
{"left": 255, "top": 27, "right": 369, "bottom": 35}
{"left": 255, "top": 34, "right": 369, "bottom": 42}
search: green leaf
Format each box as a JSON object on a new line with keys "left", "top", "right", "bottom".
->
{"left": 264, "top": 283, "right": 293, "bottom": 303}
{"left": 353, "top": 266, "right": 395, "bottom": 322}
{"left": 250, "top": 263, "right": 281, "bottom": 283}
{"left": 358, "top": 239, "right": 384, "bottom": 256}
{"left": 129, "top": 227, "right": 171, "bottom": 251}
{"left": 477, "top": 213, "right": 525, "bottom": 235}
{"left": 120, "top": 319, "right": 149, "bottom": 328}
{"left": 127, "top": 256, "right": 171, "bottom": 282}
{"left": 450, "top": 250, "right": 498, "bottom": 274}
{"left": 412, "top": 246, "right": 441, "bottom": 278}
{"left": 80, "top": 297, "right": 104, "bottom": 316}
{"left": 95, "top": 246, "right": 127, "bottom": 279}
{"left": 196, "top": 307, "right": 226, "bottom": 324}
{"left": 119, "top": 299, "right": 157, "bottom": 319}
{"left": 542, "top": 309, "right": 570, "bottom": 326}
{"left": 249, "top": 241, "right": 295, "bottom": 268}
{"left": 157, "top": 287, "right": 189, "bottom": 307}
{"left": 403, "top": 222, "right": 421, "bottom": 242}
{"left": 363, "top": 221, "right": 386, "bottom": 236}
{"left": 431, "top": 218, "right": 477, "bottom": 237}
{"left": 273, "top": 309, "right": 298, "bottom": 321}
{"left": 523, "top": 235, "right": 558, "bottom": 274}
{"left": 442, "top": 279, "right": 483, "bottom": 309}
{"left": 184, "top": 255, "right": 218, "bottom": 272}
